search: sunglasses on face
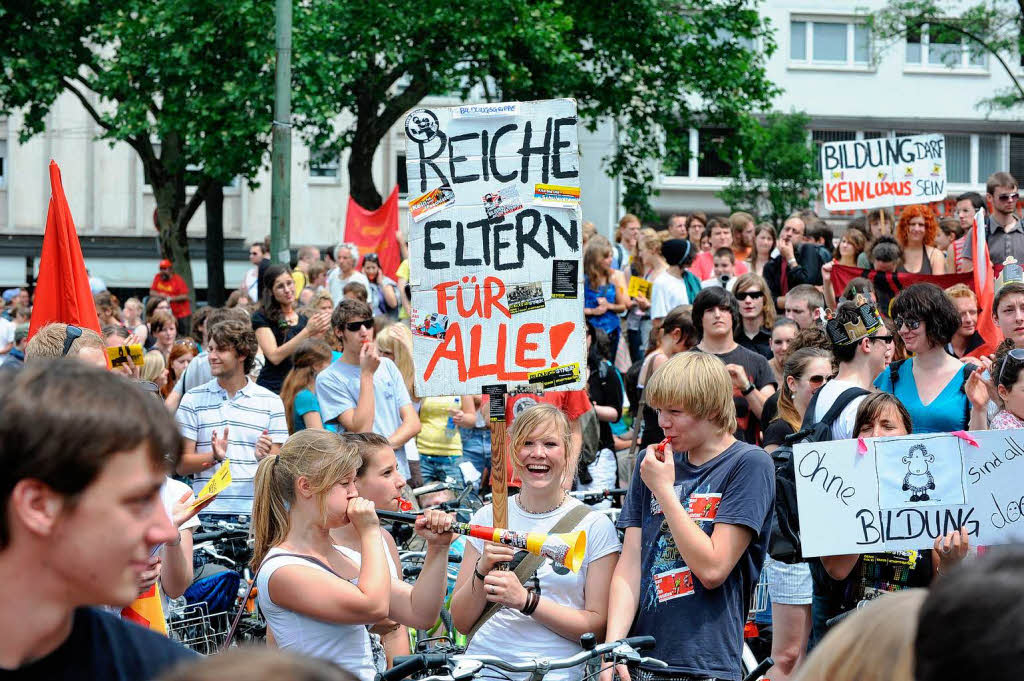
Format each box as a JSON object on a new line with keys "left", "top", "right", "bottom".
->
{"left": 894, "top": 317, "right": 922, "bottom": 331}
{"left": 869, "top": 334, "right": 895, "bottom": 344}
{"left": 735, "top": 290, "right": 764, "bottom": 301}
{"left": 996, "top": 192, "right": 1019, "bottom": 202}
{"left": 345, "top": 319, "right": 374, "bottom": 332}
{"left": 805, "top": 374, "right": 830, "bottom": 386}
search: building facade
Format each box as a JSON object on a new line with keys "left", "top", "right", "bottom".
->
{"left": 2, "top": 0, "right": 1021, "bottom": 289}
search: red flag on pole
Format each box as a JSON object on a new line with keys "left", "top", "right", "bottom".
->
{"left": 966, "top": 208, "right": 1002, "bottom": 359}
{"left": 343, "top": 186, "right": 401, "bottom": 279}
{"left": 28, "top": 161, "right": 101, "bottom": 339}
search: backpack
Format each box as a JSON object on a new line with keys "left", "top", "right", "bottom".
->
{"left": 769, "top": 386, "right": 869, "bottom": 564}
{"left": 623, "top": 356, "right": 645, "bottom": 413}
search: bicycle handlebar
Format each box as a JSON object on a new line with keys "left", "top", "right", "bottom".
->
{"left": 378, "top": 636, "right": 659, "bottom": 681}
{"left": 192, "top": 527, "right": 249, "bottom": 544}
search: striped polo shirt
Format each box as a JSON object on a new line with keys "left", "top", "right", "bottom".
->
{"left": 176, "top": 378, "right": 288, "bottom": 515}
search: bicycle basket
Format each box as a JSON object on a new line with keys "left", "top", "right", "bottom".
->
{"left": 166, "top": 600, "right": 228, "bottom": 655}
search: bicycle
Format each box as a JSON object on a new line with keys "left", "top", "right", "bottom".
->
{"left": 378, "top": 634, "right": 664, "bottom": 681}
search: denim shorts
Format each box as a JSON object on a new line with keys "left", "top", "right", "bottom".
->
{"left": 764, "top": 556, "right": 813, "bottom": 605}
{"left": 419, "top": 453, "right": 465, "bottom": 486}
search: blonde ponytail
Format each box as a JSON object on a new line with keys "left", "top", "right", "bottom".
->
{"left": 250, "top": 429, "right": 361, "bottom": 570}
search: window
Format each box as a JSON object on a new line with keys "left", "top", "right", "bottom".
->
{"left": 697, "top": 128, "right": 734, "bottom": 178}
{"left": 397, "top": 153, "right": 408, "bottom": 197}
{"left": 790, "top": 19, "right": 870, "bottom": 67}
{"left": 143, "top": 142, "right": 238, "bottom": 187}
{"left": 945, "top": 134, "right": 971, "bottom": 184}
{"left": 978, "top": 135, "right": 1001, "bottom": 180}
{"left": 0, "top": 139, "right": 6, "bottom": 188}
{"left": 905, "top": 23, "right": 987, "bottom": 69}
{"left": 1010, "top": 135, "right": 1024, "bottom": 183}
{"left": 812, "top": 130, "right": 856, "bottom": 173}
{"left": 309, "top": 148, "right": 340, "bottom": 178}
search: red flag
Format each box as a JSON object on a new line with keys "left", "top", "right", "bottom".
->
{"left": 829, "top": 264, "right": 972, "bottom": 318}
{"left": 966, "top": 208, "right": 1001, "bottom": 358}
{"left": 343, "top": 186, "right": 401, "bottom": 279}
{"left": 28, "top": 161, "right": 101, "bottom": 339}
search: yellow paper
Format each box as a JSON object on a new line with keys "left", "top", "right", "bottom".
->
{"left": 190, "top": 459, "right": 231, "bottom": 509}
{"left": 628, "top": 276, "right": 652, "bottom": 299}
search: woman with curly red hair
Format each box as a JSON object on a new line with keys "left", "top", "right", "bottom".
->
{"left": 896, "top": 205, "right": 945, "bottom": 274}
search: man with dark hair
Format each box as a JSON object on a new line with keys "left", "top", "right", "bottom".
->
{"left": 316, "top": 299, "right": 420, "bottom": 478}
{"left": 150, "top": 259, "right": 192, "bottom": 336}
{"left": 994, "top": 281, "right": 1024, "bottom": 348}
{"left": 175, "top": 319, "right": 287, "bottom": 519}
{"left": 0, "top": 362, "right": 195, "bottom": 677}
{"left": 242, "top": 241, "right": 267, "bottom": 302}
{"left": 690, "top": 218, "right": 750, "bottom": 281}
{"left": 690, "top": 288, "right": 776, "bottom": 443}
{"left": 915, "top": 545, "right": 1024, "bottom": 681}
{"left": 952, "top": 191, "right": 985, "bottom": 273}
{"left": 164, "top": 307, "right": 256, "bottom": 411}
{"left": 763, "top": 215, "right": 819, "bottom": 310}
{"left": 870, "top": 235, "right": 903, "bottom": 272}
{"left": 666, "top": 213, "right": 687, "bottom": 239}
{"left": 964, "top": 170, "right": 1023, "bottom": 268}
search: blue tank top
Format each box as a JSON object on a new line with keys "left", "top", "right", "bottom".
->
{"left": 584, "top": 276, "right": 619, "bottom": 335}
{"left": 873, "top": 359, "right": 969, "bottom": 433}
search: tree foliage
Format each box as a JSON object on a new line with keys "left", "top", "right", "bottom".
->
{"left": 0, "top": 0, "right": 275, "bottom": 295}
{"left": 869, "top": 0, "right": 1024, "bottom": 112}
{"left": 717, "top": 111, "right": 817, "bottom": 230}
{"left": 293, "top": 0, "right": 780, "bottom": 218}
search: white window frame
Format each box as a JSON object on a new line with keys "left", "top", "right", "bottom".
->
{"left": 308, "top": 146, "right": 341, "bottom": 185}
{"left": 788, "top": 15, "right": 873, "bottom": 72}
{"left": 657, "top": 127, "right": 731, "bottom": 188}
{"left": 140, "top": 141, "right": 241, "bottom": 195}
{"left": 904, "top": 22, "right": 989, "bottom": 74}
{"left": 0, "top": 138, "right": 7, "bottom": 189}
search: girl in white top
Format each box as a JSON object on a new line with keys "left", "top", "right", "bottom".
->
{"left": 251, "top": 430, "right": 451, "bottom": 681}
{"left": 330, "top": 432, "right": 429, "bottom": 665}
{"left": 450, "top": 404, "right": 622, "bottom": 681}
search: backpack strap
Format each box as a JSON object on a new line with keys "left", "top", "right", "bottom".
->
{"left": 818, "top": 386, "right": 871, "bottom": 428}
{"left": 467, "top": 503, "right": 592, "bottom": 641}
{"left": 888, "top": 358, "right": 906, "bottom": 389}
{"left": 960, "top": 362, "right": 979, "bottom": 427}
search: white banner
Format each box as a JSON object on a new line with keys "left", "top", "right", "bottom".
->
{"left": 820, "top": 133, "right": 946, "bottom": 211}
{"left": 404, "top": 99, "right": 585, "bottom": 397}
{"left": 795, "top": 430, "right": 1024, "bottom": 557}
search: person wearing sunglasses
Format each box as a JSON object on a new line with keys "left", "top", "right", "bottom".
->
{"left": 874, "top": 284, "right": 988, "bottom": 433}
{"left": 315, "top": 299, "right": 420, "bottom": 479}
{"left": 761, "top": 346, "right": 833, "bottom": 681}
{"left": 963, "top": 171, "right": 1022, "bottom": 270}
{"left": 23, "top": 322, "right": 108, "bottom": 369}
{"left": 732, "top": 273, "right": 775, "bottom": 361}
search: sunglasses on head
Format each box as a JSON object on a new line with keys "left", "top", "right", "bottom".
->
{"left": 894, "top": 317, "right": 922, "bottom": 331}
{"left": 61, "top": 325, "right": 83, "bottom": 357}
{"left": 735, "top": 290, "right": 764, "bottom": 301}
{"left": 345, "top": 319, "right": 374, "bottom": 332}
{"left": 174, "top": 338, "right": 197, "bottom": 349}
{"left": 998, "top": 348, "right": 1024, "bottom": 386}
{"left": 363, "top": 253, "right": 379, "bottom": 263}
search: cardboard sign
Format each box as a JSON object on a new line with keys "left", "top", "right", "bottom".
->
{"left": 794, "top": 430, "right": 1024, "bottom": 557}
{"left": 820, "top": 133, "right": 946, "bottom": 211}
{"left": 628, "top": 276, "right": 652, "bottom": 299}
{"left": 404, "top": 98, "right": 585, "bottom": 397}
{"left": 190, "top": 459, "right": 231, "bottom": 510}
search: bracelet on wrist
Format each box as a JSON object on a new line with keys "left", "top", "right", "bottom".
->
{"left": 741, "top": 383, "right": 755, "bottom": 396}
{"left": 474, "top": 566, "right": 487, "bottom": 582}
{"left": 520, "top": 589, "right": 540, "bottom": 615}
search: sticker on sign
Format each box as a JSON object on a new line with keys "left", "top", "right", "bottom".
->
{"left": 452, "top": 102, "right": 521, "bottom": 118}
{"left": 410, "top": 185, "right": 456, "bottom": 222}
{"left": 528, "top": 363, "right": 580, "bottom": 388}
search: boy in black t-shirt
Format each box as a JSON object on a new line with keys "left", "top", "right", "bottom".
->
{"left": 0, "top": 362, "right": 195, "bottom": 679}
{"left": 603, "top": 352, "right": 774, "bottom": 681}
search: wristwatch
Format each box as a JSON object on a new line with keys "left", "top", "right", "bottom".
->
{"left": 741, "top": 383, "right": 756, "bottom": 396}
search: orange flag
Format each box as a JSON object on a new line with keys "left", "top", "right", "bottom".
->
{"left": 344, "top": 186, "right": 401, "bottom": 279}
{"left": 28, "top": 161, "right": 101, "bottom": 339}
{"left": 966, "top": 208, "right": 1002, "bottom": 359}
{"left": 121, "top": 583, "right": 167, "bottom": 635}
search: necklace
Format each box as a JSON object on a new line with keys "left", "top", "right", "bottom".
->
{"left": 515, "top": 491, "right": 566, "bottom": 515}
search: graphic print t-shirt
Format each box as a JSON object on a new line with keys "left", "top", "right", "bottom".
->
{"left": 617, "top": 441, "right": 774, "bottom": 681}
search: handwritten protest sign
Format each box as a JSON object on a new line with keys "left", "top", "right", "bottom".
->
{"left": 795, "top": 430, "right": 1024, "bottom": 556}
{"left": 821, "top": 133, "right": 946, "bottom": 211}
{"left": 404, "top": 99, "right": 585, "bottom": 397}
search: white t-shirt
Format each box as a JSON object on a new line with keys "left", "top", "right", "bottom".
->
{"left": 811, "top": 378, "right": 869, "bottom": 441}
{"left": 700, "top": 275, "right": 737, "bottom": 292}
{"left": 328, "top": 269, "right": 372, "bottom": 306}
{"left": 466, "top": 497, "right": 621, "bottom": 681}
{"left": 0, "top": 317, "right": 14, "bottom": 349}
{"left": 257, "top": 546, "right": 377, "bottom": 681}
{"left": 649, "top": 271, "right": 690, "bottom": 321}
{"left": 159, "top": 478, "right": 200, "bottom": 614}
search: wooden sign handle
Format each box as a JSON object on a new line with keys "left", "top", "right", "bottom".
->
{"left": 490, "top": 421, "right": 509, "bottom": 529}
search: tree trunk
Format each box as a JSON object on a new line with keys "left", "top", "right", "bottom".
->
{"left": 205, "top": 184, "right": 226, "bottom": 306}
{"left": 347, "top": 129, "right": 383, "bottom": 210}
{"left": 152, "top": 178, "right": 196, "bottom": 306}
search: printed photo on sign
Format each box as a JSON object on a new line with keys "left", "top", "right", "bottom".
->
{"left": 483, "top": 185, "right": 524, "bottom": 220}
{"left": 411, "top": 310, "right": 451, "bottom": 341}
{"left": 654, "top": 567, "right": 695, "bottom": 602}
{"left": 409, "top": 185, "right": 455, "bottom": 222}
{"left": 874, "top": 435, "right": 965, "bottom": 509}
{"left": 506, "top": 282, "right": 545, "bottom": 314}
{"left": 405, "top": 108, "right": 439, "bottom": 143}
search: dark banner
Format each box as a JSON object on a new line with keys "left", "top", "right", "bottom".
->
{"left": 830, "top": 264, "right": 972, "bottom": 317}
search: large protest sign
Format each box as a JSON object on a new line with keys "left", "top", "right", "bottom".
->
{"left": 821, "top": 133, "right": 946, "bottom": 211}
{"left": 404, "top": 99, "right": 585, "bottom": 397}
{"left": 795, "top": 430, "right": 1024, "bottom": 557}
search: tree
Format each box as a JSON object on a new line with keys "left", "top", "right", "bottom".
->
{"left": 869, "top": 1, "right": 1024, "bottom": 112}
{"left": 292, "top": 0, "right": 779, "bottom": 219}
{"left": 0, "top": 0, "right": 275, "bottom": 298}
{"left": 717, "top": 111, "right": 817, "bottom": 229}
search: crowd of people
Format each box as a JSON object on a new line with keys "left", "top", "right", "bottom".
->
{"left": 2, "top": 171, "right": 1024, "bottom": 681}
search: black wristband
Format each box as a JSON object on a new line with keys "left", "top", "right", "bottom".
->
{"left": 741, "top": 382, "right": 756, "bottom": 396}
{"left": 474, "top": 567, "right": 487, "bottom": 582}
